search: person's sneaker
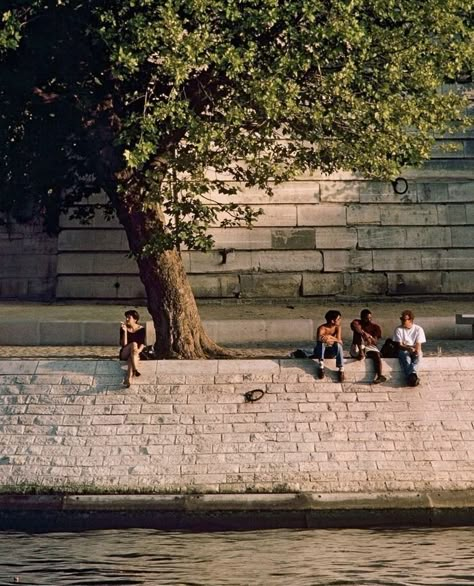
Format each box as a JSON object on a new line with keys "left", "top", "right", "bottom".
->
{"left": 338, "top": 370, "right": 345, "bottom": 383}
{"left": 408, "top": 373, "right": 419, "bottom": 387}
{"left": 373, "top": 375, "right": 387, "bottom": 385}
{"left": 317, "top": 366, "right": 325, "bottom": 379}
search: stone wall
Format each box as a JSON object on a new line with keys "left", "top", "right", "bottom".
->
{"left": 56, "top": 173, "right": 474, "bottom": 301}
{"left": 0, "top": 219, "right": 57, "bottom": 300}
{"left": 0, "top": 356, "right": 473, "bottom": 493}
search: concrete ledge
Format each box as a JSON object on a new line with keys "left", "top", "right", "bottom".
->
{"left": 1, "top": 491, "right": 474, "bottom": 531}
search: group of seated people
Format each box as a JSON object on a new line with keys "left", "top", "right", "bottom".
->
{"left": 314, "top": 308, "right": 426, "bottom": 386}
{"left": 118, "top": 307, "right": 427, "bottom": 389}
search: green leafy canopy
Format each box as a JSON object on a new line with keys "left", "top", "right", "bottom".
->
{"left": 1, "top": 0, "right": 472, "bottom": 252}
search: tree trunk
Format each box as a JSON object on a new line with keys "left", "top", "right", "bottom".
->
{"left": 138, "top": 249, "right": 229, "bottom": 359}
{"left": 113, "top": 191, "right": 230, "bottom": 359}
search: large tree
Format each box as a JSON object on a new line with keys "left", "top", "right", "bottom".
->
{"left": 1, "top": 0, "right": 472, "bottom": 357}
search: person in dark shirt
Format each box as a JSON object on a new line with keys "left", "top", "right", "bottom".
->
{"left": 350, "top": 309, "right": 386, "bottom": 384}
{"left": 119, "top": 309, "right": 146, "bottom": 388}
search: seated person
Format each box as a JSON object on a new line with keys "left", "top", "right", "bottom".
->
{"left": 119, "top": 309, "right": 146, "bottom": 388}
{"left": 350, "top": 309, "right": 386, "bottom": 384}
{"left": 393, "top": 309, "right": 426, "bottom": 387}
{"left": 313, "top": 310, "right": 344, "bottom": 382}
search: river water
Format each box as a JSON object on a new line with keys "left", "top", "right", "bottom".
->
{"left": 1, "top": 527, "right": 473, "bottom": 586}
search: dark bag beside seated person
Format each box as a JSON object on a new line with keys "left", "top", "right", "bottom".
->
{"left": 380, "top": 338, "right": 399, "bottom": 358}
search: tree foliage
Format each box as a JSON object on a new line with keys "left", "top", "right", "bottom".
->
{"left": 1, "top": 0, "right": 472, "bottom": 246}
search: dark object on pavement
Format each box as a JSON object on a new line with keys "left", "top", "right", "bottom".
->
{"left": 244, "top": 389, "right": 265, "bottom": 402}
{"left": 380, "top": 338, "right": 399, "bottom": 358}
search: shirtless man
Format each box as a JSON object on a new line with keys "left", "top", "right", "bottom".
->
{"left": 313, "top": 310, "right": 344, "bottom": 382}
{"left": 350, "top": 309, "right": 386, "bottom": 384}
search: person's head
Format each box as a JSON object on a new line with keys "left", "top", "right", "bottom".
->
{"left": 360, "top": 309, "right": 372, "bottom": 323}
{"left": 325, "top": 310, "right": 341, "bottom": 325}
{"left": 124, "top": 309, "right": 140, "bottom": 324}
{"left": 400, "top": 309, "right": 414, "bottom": 328}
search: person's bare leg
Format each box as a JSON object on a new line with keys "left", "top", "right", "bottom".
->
{"left": 120, "top": 344, "right": 133, "bottom": 387}
{"left": 130, "top": 342, "right": 141, "bottom": 379}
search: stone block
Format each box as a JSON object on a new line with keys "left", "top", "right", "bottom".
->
{"left": 345, "top": 273, "right": 387, "bottom": 296}
{"left": 0, "top": 279, "right": 28, "bottom": 298}
{"left": 204, "top": 319, "right": 313, "bottom": 344}
{"left": 189, "top": 275, "right": 240, "bottom": 298}
{"left": 272, "top": 229, "right": 315, "bottom": 250}
{"left": 39, "top": 322, "right": 84, "bottom": 345}
{"left": 297, "top": 205, "right": 347, "bottom": 226}
{"left": 255, "top": 250, "right": 323, "bottom": 272}
{"left": 357, "top": 227, "right": 406, "bottom": 249}
{"left": 320, "top": 181, "right": 360, "bottom": 202}
{"left": 206, "top": 180, "right": 320, "bottom": 204}
{"left": 57, "top": 253, "right": 138, "bottom": 275}
{"left": 60, "top": 208, "right": 120, "bottom": 229}
{"left": 56, "top": 275, "right": 146, "bottom": 299}
{"left": 251, "top": 205, "right": 298, "bottom": 227}
{"left": 315, "top": 228, "right": 357, "bottom": 249}
{"left": 441, "top": 272, "right": 474, "bottom": 294}
{"left": 83, "top": 322, "right": 120, "bottom": 345}
{"left": 26, "top": 278, "right": 56, "bottom": 300}
{"left": 437, "top": 205, "right": 467, "bottom": 225}
{"left": 188, "top": 251, "right": 253, "bottom": 273}
{"left": 466, "top": 204, "right": 474, "bottom": 224}
{"left": 239, "top": 274, "right": 302, "bottom": 298}
{"left": 323, "top": 250, "right": 373, "bottom": 272}
{"left": 0, "top": 255, "right": 56, "bottom": 279}
{"left": 380, "top": 205, "right": 438, "bottom": 226}
{"left": 421, "top": 249, "right": 474, "bottom": 271}
{"left": 347, "top": 205, "right": 381, "bottom": 225}
{"left": 360, "top": 181, "right": 417, "bottom": 203}
{"left": 405, "top": 227, "right": 451, "bottom": 248}
{"left": 448, "top": 183, "right": 474, "bottom": 202}
{"left": 301, "top": 273, "right": 344, "bottom": 296}
{"left": 58, "top": 229, "right": 129, "bottom": 252}
{"left": 209, "top": 228, "right": 272, "bottom": 250}
{"left": 387, "top": 272, "right": 443, "bottom": 295}
{"left": 373, "top": 250, "right": 422, "bottom": 271}
{"left": 417, "top": 183, "right": 449, "bottom": 202}
{"left": 451, "top": 226, "right": 474, "bottom": 247}
{"left": 0, "top": 322, "right": 40, "bottom": 345}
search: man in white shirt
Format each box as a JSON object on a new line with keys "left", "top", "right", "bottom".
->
{"left": 392, "top": 309, "right": 426, "bottom": 387}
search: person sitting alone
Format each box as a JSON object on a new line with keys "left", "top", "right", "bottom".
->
{"left": 393, "top": 309, "right": 426, "bottom": 387}
{"left": 350, "top": 309, "right": 386, "bottom": 384}
{"left": 119, "top": 309, "right": 146, "bottom": 388}
{"left": 313, "top": 310, "right": 345, "bottom": 382}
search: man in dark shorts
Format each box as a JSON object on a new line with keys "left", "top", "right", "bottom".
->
{"left": 350, "top": 309, "right": 386, "bottom": 384}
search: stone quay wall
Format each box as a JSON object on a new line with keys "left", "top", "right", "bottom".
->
{"left": 1, "top": 356, "right": 473, "bottom": 494}
{"left": 55, "top": 174, "right": 474, "bottom": 301}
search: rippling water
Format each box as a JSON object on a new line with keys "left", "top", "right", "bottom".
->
{"left": 1, "top": 527, "right": 474, "bottom": 586}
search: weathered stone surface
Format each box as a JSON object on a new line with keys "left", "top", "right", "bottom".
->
{"left": 421, "top": 249, "right": 474, "bottom": 271}
{"left": 188, "top": 251, "right": 253, "bottom": 273}
{"left": 297, "top": 205, "right": 347, "bottom": 226}
{"left": 437, "top": 204, "right": 467, "bottom": 225}
{"left": 451, "top": 227, "right": 474, "bottom": 247}
{"left": 357, "top": 227, "right": 406, "bottom": 249}
{"left": 301, "top": 273, "right": 344, "bottom": 296}
{"left": 209, "top": 228, "right": 272, "bottom": 250}
{"left": 206, "top": 181, "right": 320, "bottom": 204}
{"left": 380, "top": 205, "right": 438, "bottom": 226}
{"left": 240, "top": 274, "right": 302, "bottom": 298}
{"left": 466, "top": 204, "right": 474, "bottom": 224}
{"left": 345, "top": 274, "right": 387, "bottom": 296}
{"left": 272, "top": 229, "right": 315, "bottom": 250}
{"left": 56, "top": 276, "right": 146, "bottom": 299}
{"left": 252, "top": 205, "right": 298, "bottom": 227}
{"left": 189, "top": 275, "right": 240, "bottom": 298}
{"left": 57, "top": 253, "right": 138, "bottom": 275}
{"left": 347, "top": 205, "right": 381, "bottom": 225}
{"left": 323, "top": 250, "right": 373, "bottom": 272}
{"left": 448, "top": 183, "right": 474, "bottom": 202}
{"left": 58, "top": 229, "right": 128, "bottom": 252}
{"left": 387, "top": 272, "right": 443, "bottom": 295}
{"left": 255, "top": 251, "right": 323, "bottom": 272}
{"left": 441, "top": 272, "right": 474, "bottom": 294}
{"left": 405, "top": 227, "right": 451, "bottom": 248}
{"left": 315, "top": 228, "right": 357, "bottom": 250}
{"left": 60, "top": 208, "right": 120, "bottom": 229}
{"left": 373, "top": 250, "right": 422, "bottom": 271}
{"left": 320, "top": 181, "right": 360, "bottom": 202}
{"left": 360, "top": 181, "right": 417, "bottom": 203}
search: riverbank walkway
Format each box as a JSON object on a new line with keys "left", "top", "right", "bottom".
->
{"left": 0, "top": 299, "right": 473, "bottom": 530}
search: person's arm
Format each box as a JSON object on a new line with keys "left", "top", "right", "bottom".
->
{"left": 413, "top": 341, "right": 422, "bottom": 355}
{"left": 334, "top": 325, "right": 342, "bottom": 344}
